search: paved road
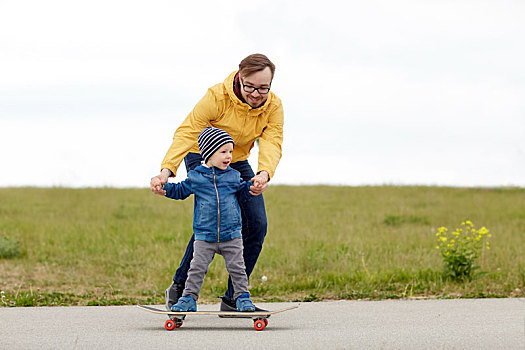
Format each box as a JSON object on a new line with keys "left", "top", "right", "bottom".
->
{"left": 1, "top": 299, "right": 524, "bottom": 349}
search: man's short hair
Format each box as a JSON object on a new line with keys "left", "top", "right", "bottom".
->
{"left": 238, "top": 53, "right": 275, "bottom": 80}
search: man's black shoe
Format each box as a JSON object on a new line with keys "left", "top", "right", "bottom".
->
{"left": 219, "top": 296, "right": 236, "bottom": 311}
{"left": 165, "top": 282, "right": 184, "bottom": 311}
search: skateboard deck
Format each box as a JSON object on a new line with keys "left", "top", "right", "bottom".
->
{"left": 137, "top": 304, "right": 298, "bottom": 331}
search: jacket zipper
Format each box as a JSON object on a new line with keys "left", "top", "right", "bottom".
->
{"left": 212, "top": 167, "right": 220, "bottom": 242}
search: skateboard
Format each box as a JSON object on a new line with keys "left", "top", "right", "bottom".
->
{"left": 137, "top": 304, "right": 298, "bottom": 331}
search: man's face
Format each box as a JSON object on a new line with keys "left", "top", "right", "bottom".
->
{"left": 240, "top": 67, "right": 272, "bottom": 108}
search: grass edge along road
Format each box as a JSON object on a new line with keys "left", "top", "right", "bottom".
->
{"left": 1, "top": 186, "right": 524, "bottom": 306}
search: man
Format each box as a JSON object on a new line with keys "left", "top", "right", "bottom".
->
{"left": 150, "top": 53, "right": 284, "bottom": 311}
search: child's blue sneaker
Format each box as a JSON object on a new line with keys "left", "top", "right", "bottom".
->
{"left": 235, "top": 293, "right": 255, "bottom": 312}
{"left": 171, "top": 295, "right": 197, "bottom": 312}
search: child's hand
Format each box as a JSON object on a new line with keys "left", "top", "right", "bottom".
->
{"left": 250, "top": 171, "right": 269, "bottom": 195}
{"left": 150, "top": 169, "right": 170, "bottom": 196}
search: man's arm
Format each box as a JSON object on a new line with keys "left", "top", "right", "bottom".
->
{"left": 257, "top": 102, "right": 284, "bottom": 180}
{"left": 250, "top": 100, "right": 283, "bottom": 195}
{"left": 160, "top": 89, "right": 219, "bottom": 176}
{"left": 151, "top": 89, "right": 219, "bottom": 196}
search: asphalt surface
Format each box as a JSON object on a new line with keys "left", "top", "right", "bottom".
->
{"left": 1, "top": 299, "right": 524, "bottom": 349}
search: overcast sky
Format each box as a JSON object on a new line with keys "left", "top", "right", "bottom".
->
{"left": 1, "top": 0, "right": 524, "bottom": 187}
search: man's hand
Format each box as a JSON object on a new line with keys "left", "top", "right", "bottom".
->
{"left": 250, "top": 171, "right": 269, "bottom": 196}
{"left": 150, "top": 169, "right": 171, "bottom": 196}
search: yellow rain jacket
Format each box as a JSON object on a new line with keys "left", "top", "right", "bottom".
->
{"left": 161, "top": 71, "right": 284, "bottom": 179}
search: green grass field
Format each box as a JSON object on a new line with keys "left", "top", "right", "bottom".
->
{"left": 1, "top": 186, "right": 523, "bottom": 306}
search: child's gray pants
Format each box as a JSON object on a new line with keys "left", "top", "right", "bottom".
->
{"left": 183, "top": 237, "right": 249, "bottom": 301}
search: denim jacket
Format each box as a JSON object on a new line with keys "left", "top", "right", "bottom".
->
{"left": 163, "top": 165, "right": 254, "bottom": 242}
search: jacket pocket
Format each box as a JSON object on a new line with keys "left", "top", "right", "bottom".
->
{"left": 221, "top": 198, "right": 241, "bottom": 232}
{"left": 196, "top": 202, "right": 216, "bottom": 230}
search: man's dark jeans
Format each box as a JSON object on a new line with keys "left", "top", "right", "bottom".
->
{"left": 173, "top": 152, "right": 267, "bottom": 301}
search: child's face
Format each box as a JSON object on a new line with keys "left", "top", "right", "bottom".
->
{"left": 207, "top": 143, "right": 233, "bottom": 170}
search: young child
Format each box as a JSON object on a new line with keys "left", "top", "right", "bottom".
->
{"left": 163, "top": 127, "right": 256, "bottom": 312}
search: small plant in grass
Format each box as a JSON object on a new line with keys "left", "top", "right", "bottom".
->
{"left": 435, "top": 221, "right": 491, "bottom": 281}
{"left": 0, "top": 237, "right": 24, "bottom": 259}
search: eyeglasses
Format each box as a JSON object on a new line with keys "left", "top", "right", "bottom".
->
{"left": 241, "top": 79, "right": 271, "bottom": 95}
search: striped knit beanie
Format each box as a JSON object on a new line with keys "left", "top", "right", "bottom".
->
{"left": 198, "top": 127, "right": 235, "bottom": 163}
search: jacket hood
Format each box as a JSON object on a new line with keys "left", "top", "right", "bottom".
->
{"left": 223, "top": 71, "right": 275, "bottom": 114}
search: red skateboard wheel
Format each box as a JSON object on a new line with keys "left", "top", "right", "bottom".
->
{"left": 254, "top": 319, "right": 266, "bottom": 331}
{"left": 165, "top": 319, "right": 176, "bottom": 331}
